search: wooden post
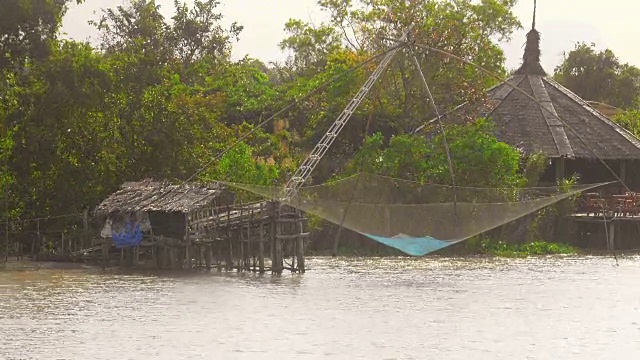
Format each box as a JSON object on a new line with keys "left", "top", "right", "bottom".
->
{"left": 384, "top": 207, "right": 391, "bottom": 236}
{"left": 620, "top": 160, "right": 627, "bottom": 184}
{"left": 217, "top": 243, "right": 222, "bottom": 271}
{"left": 607, "top": 220, "right": 616, "bottom": 251}
{"left": 248, "top": 209, "right": 253, "bottom": 272}
{"left": 270, "top": 202, "right": 276, "bottom": 269}
{"left": 102, "top": 238, "right": 110, "bottom": 266}
{"left": 273, "top": 212, "right": 283, "bottom": 275}
{"left": 169, "top": 246, "right": 176, "bottom": 269}
{"left": 297, "top": 211, "right": 305, "bottom": 274}
{"left": 131, "top": 246, "right": 137, "bottom": 266}
{"left": 258, "top": 210, "right": 265, "bottom": 274}
{"left": 36, "top": 220, "right": 41, "bottom": 256}
{"left": 185, "top": 213, "right": 192, "bottom": 270}
{"left": 205, "top": 244, "right": 213, "bottom": 270}
{"left": 239, "top": 208, "right": 244, "bottom": 272}
{"left": 555, "top": 157, "right": 565, "bottom": 182}
{"left": 82, "top": 208, "right": 89, "bottom": 251}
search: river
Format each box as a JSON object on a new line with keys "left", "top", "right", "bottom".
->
{"left": 1, "top": 256, "right": 639, "bottom": 359}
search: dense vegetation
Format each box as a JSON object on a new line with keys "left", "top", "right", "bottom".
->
{"left": 0, "top": 0, "right": 523, "bottom": 226}
{"left": 2, "top": 0, "right": 637, "bottom": 256}
{"left": 553, "top": 42, "right": 640, "bottom": 137}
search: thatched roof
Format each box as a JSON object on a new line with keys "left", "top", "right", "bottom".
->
{"left": 95, "top": 179, "right": 225, "bottom": 217}
{"left": 425, "top": 25, "right": 640, "bottom": 161}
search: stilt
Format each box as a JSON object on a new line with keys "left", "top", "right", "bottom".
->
{"left": 273, "top": 215, "right": 283, "bottom": 275}
{"left": 258, "top": 220, "right": 265, "bottom": 274}
{"left": 169, "top": 247, "right": 176, "bottom": 269}
{"left": 205, "top": 244, "right": 213, "bottom": 270}
{"left": 102, "top": 238, "right": 110, "bottom": 266}
{"left": 226, "top": 238, "right": 234, "bottom": 271}
{"left": 216, "top": 243, "right": 222, "bottom": 271}
{"left": 185, "top": 214, "right": 192, "bottom": 269}
{"left": 297, "top": 236, "right": 305, "bottom": 273}
{"left": 248, "top": 209, "right": 254, "bottom": 272}
{"left": 607, "top": 220, "right": 616, "bottom": 250}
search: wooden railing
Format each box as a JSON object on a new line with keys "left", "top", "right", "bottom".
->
{"left": 580, "top": 192, "right": 640, "bottom": 217}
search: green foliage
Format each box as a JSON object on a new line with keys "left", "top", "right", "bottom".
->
{"left": 528, "top": 174, "right": 580, "bottom": 243}
{"left": 474, "top": 237, "right": 577, "bottom": 257}
{"left": 204, "top": 142, "right": 279, "bottom": 186}
{"left": 346, "top": 118, "right": 525, "bottom": 188}
{"left": 554, "top": 42, "right": 640, "bottom": 109}
{"left": 0, "top": 0, "right": 84, "bottom": 69}
{"left": 279, "top": 0, "right": 522, "bottom": 182}
{"left": 613, "top": 110, "right": 640, "bottom": 138}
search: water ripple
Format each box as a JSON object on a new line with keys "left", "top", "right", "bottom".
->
{"left": 1, "top": 256, "right": 640, "bottom": 359}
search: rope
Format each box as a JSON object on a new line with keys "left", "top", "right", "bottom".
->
{"left": 331, "top": 88, "right": 379, "bottom": 256}
{"left": 410, "top": 49, "right": 458, "bottom": 224}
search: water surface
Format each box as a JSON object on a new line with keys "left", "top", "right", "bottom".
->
{"left": 1, "top": 256, "right": 639, "bottom": 359}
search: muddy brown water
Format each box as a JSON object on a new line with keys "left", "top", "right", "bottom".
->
{"left": 1, "top": 256, "right": 640, "bottom": 359}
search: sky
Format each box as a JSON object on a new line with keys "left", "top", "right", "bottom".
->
{"left": 61, "top": 0, "right": 640, "bottom": 72}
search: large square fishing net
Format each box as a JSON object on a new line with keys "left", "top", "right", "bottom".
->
{"left": 221, "top": 173, "right": 607, "bottom": 256}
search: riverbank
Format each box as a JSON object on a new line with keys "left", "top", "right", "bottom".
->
{"left": 4, "top": 239, "right": 637, "bottom": 269}
{"left": 306, "top": 239, "right": 638, "bottom": 258}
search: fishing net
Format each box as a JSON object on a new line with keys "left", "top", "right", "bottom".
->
{"left": 221, "top": 173, "right": 608, "bottom": 256}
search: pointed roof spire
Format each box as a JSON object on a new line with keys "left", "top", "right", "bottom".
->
{"left": 532, "top": 0, "right": 537, "bottom": 29}
{"left": 514, "top": 0, "right": 547, "bottom": 76}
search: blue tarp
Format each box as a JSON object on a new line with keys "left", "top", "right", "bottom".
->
{"left": 112, "top": 221, "right": 143, "bottom": 248}
{"left": 362, "top": 233, "right": 453, "bottom": 257}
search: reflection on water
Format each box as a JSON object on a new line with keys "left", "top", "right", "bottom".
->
{"left": 1, "top": 256, "right": 640, "bottom": 359}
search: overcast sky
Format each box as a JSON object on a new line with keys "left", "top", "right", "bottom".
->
{"left": 61, "top": 0, "right": 640, "bottom": 72}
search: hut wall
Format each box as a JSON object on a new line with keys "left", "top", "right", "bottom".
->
{"left": 148, "top": 212, "right": 187, "bottom": 239}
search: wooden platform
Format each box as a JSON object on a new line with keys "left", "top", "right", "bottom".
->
{"left": 563, "top": 213, "right": 640, "bottom": 250}
{"left": 88, "top": 201, "right": 309, "bottom": 275}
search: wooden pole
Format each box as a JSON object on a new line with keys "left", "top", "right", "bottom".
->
{"left": 36, "top": 220, "right": 41, "bottom": 256}
{"left": 270, "top": 202, "right": 276, "bottom": 270}
{"left": 226, "top": 206, "right": 233, "bottom": 271}
{"left": 248, "top": 209, "right": 254, "bottom": 272}
{"left": 82, "top": 208, "right": 89, "bottom": 251}
{"left": 297, "top": 211, "right": 305, "bottom": 274}
{"left": 205, "top": 244, "right": 213, "bottom": 270}
{"left": 555, "top": 158, "right": 566, "bottom": 182}
{"left": 185, "top": 213, "right": 192, "bottom": 270}
{"left": 259, "top": 221, "right": 265, "bottom": 274}
{"left": 239, "top": 208, "right": 245, "bottom": 272}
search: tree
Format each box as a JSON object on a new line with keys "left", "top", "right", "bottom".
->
{"left": 613, "top": 110, "right": 640, "bottom": 138}
{"left": 554, "top": 42, "right": 640, "bottom": 109}
{"left": 346, "top": 118, "right": 525, "bottom": 188}
{"left": 278, "top": 0, "right": 522, "bottom": 183}
{"left": 0, "top": 0, "right": 83, "bottom": 70}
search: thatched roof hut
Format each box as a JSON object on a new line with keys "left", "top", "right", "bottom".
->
{"left": 94, "top": 179, "right": 227, "bottom": 218}
{"left": 486, "top": 31, "right": 640, "bottom": 161}
{"left": 428, "top": 22, "right": 640, "bottom": 186}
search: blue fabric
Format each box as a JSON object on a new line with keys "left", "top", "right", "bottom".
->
{"left": 112, "top": 221, "right": 143, "bottom": 248}
{"left": 362, "top": 233, "right": 454, "bottom": 257}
